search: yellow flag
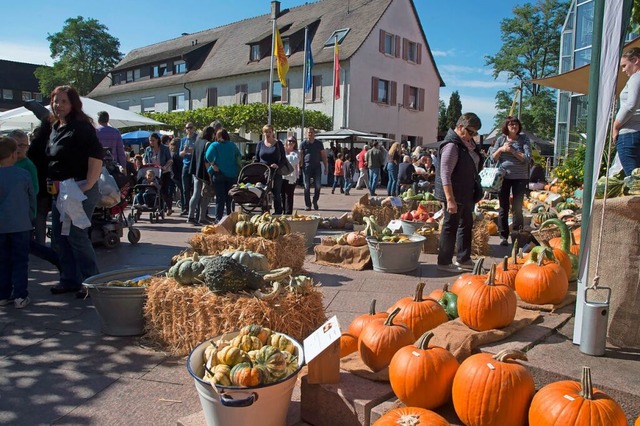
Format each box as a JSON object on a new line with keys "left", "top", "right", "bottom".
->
{"left": 274, "top": 27, "right": 289, "bottom": 87}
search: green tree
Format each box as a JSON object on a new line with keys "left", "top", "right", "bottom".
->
{"left": 445, "top": 91, "right": 462, "bottom": 131}
{"left": 35, "top": 16, "right": 122, "bottom": 96}
{"left": 437, "top": 99, "right": 448, "bottom": 139}
{"left": 485, "top": 0, "right": 569, "bottom": 139}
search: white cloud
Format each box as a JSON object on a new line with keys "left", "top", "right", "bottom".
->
{"left": 0, "top": 41, "right": 52, "bottom": 65}
{"left": 432, "top": 48, "right": 456, "bottom": 57}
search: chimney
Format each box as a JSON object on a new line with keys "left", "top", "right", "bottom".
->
{"left": 271, "top": 1, "right": 280, "bottom": 19}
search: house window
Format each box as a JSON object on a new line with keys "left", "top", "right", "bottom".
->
{"left": 250, "top": 45, "right": 261, "bottom": 61}
{"left": 116, "top": 100, "right": 130, "bottom": 110}
{"left": 126, "top": 70, "right": 134, "bottom": 83}
{"left": 141, "top": 97, "right": 155, "bottom": 113}
{"left": 152, "top": 63, "right": 168, "bottom": 78}
{"left": 2, "top": 89, "right": 13, "bottom": 100}
{"left": 272, "top": 82, "right": 282, "bottom": 103}
{"left": 403, "top": 39, "right": 422, "bottom": 64}
{"left": 22, "top": 91, "right": 32, "bottom": 101}
{"left": 169, "top": 93, "right": 185, "bottom": 112}
{"left": 378, "top": 79, "right": 389, "bottom": 104}
{"left": 235, "top": 84, "right": 248, "bottom": 105}
{"left": 306, "top": 75, "right": 322, "bottom": 102}
{"left": 206, "top": 87, "right": 218, "bottom": 107}
{"left": 34, "top": 93, "right": 43, "bottom": 102}
{"left": 371, "top": 77, "right": 396, "bottom": 105}
{"left": 283, "top": 38, "right": 291, "bottom": 56}
{"left": 403, "top": 85, "right": 425, "bottom": 111}
{"left": 174, "top": 60, "right": 186, "bottom": 74}
{"left": 134, "top": 69, "right": 141, "bottom": 80}
{"left": 384, "top": 33, "right": 395, "bottom": 55}
{"left": 324, "top": 28, "right": 350, "bottom": 47}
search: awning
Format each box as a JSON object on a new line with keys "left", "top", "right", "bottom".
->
{"left": 530, "top": 36, "right": 640, "bottom": 94}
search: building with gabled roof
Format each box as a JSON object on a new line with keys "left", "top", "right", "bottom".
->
{"left": 89, "top": 0, "right": 444, "bottom": 145}
{"left": 0, "top": 60, "right": 49, "bottom": 112}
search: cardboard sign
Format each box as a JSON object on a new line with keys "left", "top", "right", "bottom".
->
{"left": 303, "top": 316, "right": 341, "bottom": 363}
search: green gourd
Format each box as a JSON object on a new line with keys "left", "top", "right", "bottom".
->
{"left": 254, "top": 345, "right": 288, "bottom": 380}
{"left": 540, "top": 218, "right": 579, "bottom": 281}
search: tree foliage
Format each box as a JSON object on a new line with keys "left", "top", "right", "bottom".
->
{"left": 437, "top": 99, "right": 448, "bottom": 139}
{"left": 485, "top": 0, "right": 569, "bottom": 138}
{"left": 35, "top": 16, "right": 122, "bottom": 96}
{"left": 445, "top": 91, "right": 462, "bottom": 131}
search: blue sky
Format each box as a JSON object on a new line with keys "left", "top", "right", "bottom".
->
{"left": 1, "top": 0, "right": 527, "bottom": 132}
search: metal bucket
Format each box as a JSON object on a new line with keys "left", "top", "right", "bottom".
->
{"left": 366, "top": 234, "right": 426, "bottom": 274}
{"left": 83, "top": 267, "right": 161, "bottom": 336}
{"left": 285, "top": 217, "right": 321, "bottom": 248}
{"left": 400, "top": 220, "right": 425, "bottom": 235}
{"left": 187, "top": 332, "right": 304, "bottom": 426}
{"left": 579, "top": 287, "right": 611, "bottom": 356}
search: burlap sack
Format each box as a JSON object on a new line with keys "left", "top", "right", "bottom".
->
{"left": 313, "top": 244, "right": 372, "bottom": 270}
{"left": 589, "top": 196, "right": 640, "bottom": 348}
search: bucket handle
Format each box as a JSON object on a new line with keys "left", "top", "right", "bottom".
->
{"left": 584, "top": 286, "right": 611, "bottom": 305}
{"left": 220, "top": 391, "right": 259, "bottom": 408}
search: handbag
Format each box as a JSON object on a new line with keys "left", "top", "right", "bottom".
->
{"left": 478, "top": 157, "right": 505, "bottom": 193}
{"left": 201, "top": 181, "right": 216, "bottom": 198}
{"left": 277, "top": 157, "right": 294, "bottom": 176}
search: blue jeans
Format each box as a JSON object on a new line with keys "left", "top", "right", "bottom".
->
{"left": 332, "top": 176, "right": 344, "bottom": 192}
{"left": 344, "top": 177, "right": 353, "bottom": 193}
{"left": 0, "top": 230, "right": 31, "bottom": 300}
{"left": 617, "top": 131, "right": 640, "bottom": 176}
{"left": 51, "top": 183, "right": 100, "bottom": 290}
{"left": 386, "top": 163, "right": 399, "bottom": 196}
{"left": 181, "top": 167, "right": 193, "bottom": 212}
{"left": 212, "top": 174, "right": 235, "bottom": 221}
{"left": 438, "top": 200, "right": 474, "bottom": 266}
{"left": 368, "top": 168, "right": 380, "bottom": 195}
{"left": 303, "top": 167, "right": 322, "bottom": 208}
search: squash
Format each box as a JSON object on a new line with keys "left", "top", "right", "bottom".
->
{"left": 387, "top": 282, "right": 449, "bottom": 338}
{"left": 167, "top": 252, "right": 214, "bottom": 285}
{"left": 269, "top": 333, "right": 296, "bottom": 354}
{"left": 373, "top": 407, "right": 450, "bottom": 426}
{"left": 495, "top": 255, "right": 518, "bottom": 290}
{"left": 229, "top": 362, "right": 268, "bottom": 387}
{"left": 389, "top": 331, "right": 459, "bottom": 409}
{"left": 238, "top": 324, "right": 272, "bottom": 345}
{"left": 532, "top": 211, "right": 557, "bottom": 226}
{"left": 486, "top": 220, "right": 499, "bottom": 236}
{"left": 221, "top": 250, "right": 269, "bottom": 272}
{"left": 207, "top": 364, "right": 232, "bottom": 386}
{"left": 435, "top": 284, "right": 458, "bottom": 320}
{"left": 358, "top": 307, "right": 415, "bottom": 373}
{"left": 215, "top": 345, "right": 249, "bottom": 367}
{"left": 515, "top": 247, "right": 568, "bottom": 305}
{"left": 346, "top": 299, "right": 388, "bottom": 339}
{"left": 339, "top": 332, "right": 358, "bottom": 357}
{"left": 452, "top": 349, "right": 535, "bottom": 426}
{"left": 528, "top": 366, "right": 627, "bottom": 426}
{"left": 450, "top": 258, "right": 486, "bottom": 295}
{"left": 346, "top": 231, "right": 367, "bottom": 247}
{"left": 234, "top": 220, "right": 256, "bottom": 237}
{"left": 457, "top": 264, "right": 517, "bottom": 331}
{"left": 540, "top": 218, "right": 579, "bottom": 281}
{"left": 229, "top": 334, "right": 263, "bottom": 352}
{"left": 257, "top": 221, "right": 281, "bottom": 239}
{"left": 254, "top": 345, "right": 288, "bottom": 380}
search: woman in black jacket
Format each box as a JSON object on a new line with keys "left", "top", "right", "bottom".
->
{"left": 187, "top": 126, "right": 216, "bottom": 224}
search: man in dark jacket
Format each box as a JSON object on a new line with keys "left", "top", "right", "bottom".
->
{"left": 434, "top": 113, "right": 482, "bottom": 273}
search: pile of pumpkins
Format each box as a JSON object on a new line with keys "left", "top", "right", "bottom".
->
{"left": 234, "top": 213, "right": 291, "bottom": 240}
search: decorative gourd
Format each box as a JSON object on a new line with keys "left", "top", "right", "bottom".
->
{"left": 230, "top": 334, "right": 263, "bottom": 352}
{"left": 437, "top": 286, "right": 459, "bottom": 320}
{"left": 389, "top": 331, "right": 460, "bottom": 409}
{"left": 167, "top": 252, "right": 214, "bottom": 285}
{"left": 358, "top": 307, "right": 416, "bottom": 373}
{"left": 229, "top": 362, "right": 268, "bottom": 387}
{"left": 269, "top": 333, "right": 296, "bottom": 354}
{"left": 528, "top": 366, "right": 627, "bottom": 426}
{"left": 450, "top": 258, "right": 486, "bottom": 295}
{"left": 238, "top": 324, "right": 272, "bottom": 345}
{"left": 372, "top": 407, "right": 450, "bottom": 426}
{"left": 207, "top": 364, "right": 232, "bottom": 386}
{"left": 387, "top": 282, "right": 449, "bottom": 338}
{"left": 215, "top": 345, "right": 249, "bottom": 366}
{"left": 346, "top": 231, "right": 367, "bottom": 247}
{"left": 452, "top": 349, "right": 535, "bottom": 426}
{"left": 515, "top": 246, "right": 569, "bottom": 305}
{"left": 257, "top": 221, "right": 281, "bottom": 240}
{"left": 486, "top": 220, "right": 498, "bottom": 236}
{"left": 346, "top": 299, "right": 388, "bottom": 339}
{"left": 234, "top": 220, "right": 256, "bottom": 237}
{"left": 254, "top": 345, "right": 288, "bottom": 380}
{"left": 495, "top": 255, "right": 519, "bottom": 290}
{"left": 532, "top": 211, "right": 557, "bottom": 226}
{"left": 540, "top": 218, "right": 579, "bottom": 280}
{"left": 271, "top": 217, "right": 290, "bottom": 236}
{"left": 457, "top": 264, "right": 517, "bottom": 331}
{"left": 340, "top": 332, "right": 358, "bottom": 357}
{"left": 221, "top": 250, "right": 269, "bottom": 272}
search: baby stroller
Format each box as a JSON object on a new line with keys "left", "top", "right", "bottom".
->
{"left": 228, "top": 163, "right": 274, "bottom": 214}
{"left": 129, "top": 165, "right": 166, "bottom": 223}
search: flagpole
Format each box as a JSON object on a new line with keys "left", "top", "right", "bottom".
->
{"left": 268, "top": 18, "right": 276, "bottom": 125}
{"left": 301, "top": 26, "right": 308, "bottom": 140}
{"left": 331, "top": 34, "right": 337, "bottom": 129}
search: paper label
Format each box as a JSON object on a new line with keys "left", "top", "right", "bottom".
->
{"left": 487, "top": 363, "right": 495, "bottom": 370}
{"left": 303, "top": 316, "right": 341, "bottom": 362}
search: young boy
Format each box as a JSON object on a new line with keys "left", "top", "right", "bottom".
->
{"left": 342, "top": 154, "right": 354, "bottom": 196}
{"left": 135, "top": 169, "right": 161, "bottom": 207}
{"left": 331, "top": 152, "right": 344, "bottom": 194}
{"left": 0, "top": 136, "right": 35, "bottom": 308}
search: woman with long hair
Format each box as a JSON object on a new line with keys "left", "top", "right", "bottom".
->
{"left": 206, "top": 129, "right": 242, "bottom": 221}
{"left": 187, "top": 126, "right": 216, "bottom": 225}
{"left": 142, "top": 132, "right": 173, "bottom": 214}
{"left": 281, "top": 136, "right": 300, "bottom": 214}
{"left": 46, "top": 86, "right": 104, "bottom": 297}
{"left": 386, "top": 142, "right": 401, "bottom": 196}
{"left": 255, "top": 124, "right": 285, "bottom": 214}
{"left": 613, "top": 47, "right": 640, "bottom": 175}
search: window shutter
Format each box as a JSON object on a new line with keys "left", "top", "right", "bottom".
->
{"left": 390, "top": 81, "right": 397, "bottom": 106}
{"left": 401, "top": 134, "right": 408, "bottom": 143}
{"left": 403, "top": 38, "right": 409, "bottom": 60}
{"left": 261, "top": 81, "right": 269, "bottom": 104}
{"left": 207, "top": 87, "right": 217, "bottom": 107}
{"left": 379, "top": 30, "right": 386, "bottom": 53}
{"left": 416, "top": 136, "right": 423, "bottom": 146}
{"left": 395, "top": 35, "right": 401, "bottom": 58}
{"left": 315, "top": 75, "right": 322, "bottom": 101}
{"left": 419, "top": 88, "right": 425, "bottom": 111}
{"left": 388, "top": 133, "right": 396, "bottom": 141}
{"left": 417, "top": 43, "right": 422, "bottom": 64}
{"left": 403, "top": 84, "right": 409, "bottom": 108}
{"left": 371, "top": 77, "right": 379, "bottom": 102}
{"left": 305, "top": 77, "right": 313, "bottom": 101}
{"left": 235, "top": 85, "right": 242, "bottom": 104}
{"left": 282, "top": 80, "right": 289, "bottom": 103}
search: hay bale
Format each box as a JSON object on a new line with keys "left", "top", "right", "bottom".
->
{"left": 472, "top": 219, "right": 491, "bottom": 257}
{"left": 143, "top": 277, "right": 327, "bottom": 356}
{"left": 188, "top": 232, "right": 306, "bottom": 272}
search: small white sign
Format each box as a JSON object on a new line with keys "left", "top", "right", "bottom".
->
{"left": 390, "top": 196, "right": 403, "bottom": 207}
{"left": 303, "top": 316, "right": 341, "bottom": 362}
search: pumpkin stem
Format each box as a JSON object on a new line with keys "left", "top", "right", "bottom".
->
{"left": 413, "top": 282, "right": 426, "bottom": 302}
{"left": 472, "top": 257, "right": 485, "bottom": 275}
{"left": 385, "top": 307, "right": 401, "bottom": 326}
{"left": 416, "top": 331, "right": 435, "bottom": 350}
{"left": 193, "top": 252, "right": 200, "bottom": 261}
{"left": 541, "top": 218, "right": 571, "bottom": 253}
{"left": 368, "top": 299, "right": 379, "bottom": 316}
{"left": 443, "top": 283, "right": 449, "bottom": 292}
{"left": 493, "top": 349, "right": 529, "bottom": 363}
{"left": 579, "top": 366, "right": 594, "bottom": 400}
{"left": 485, "top": 263, "right": 497, "bottom": 286}
{"left": 511, "top": 239, "right": 520, "bottom": 264}
{"left": 502, "top": 256, "right": 509, "bottom": 271}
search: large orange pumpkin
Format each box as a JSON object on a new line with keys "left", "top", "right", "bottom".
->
{"left": 387, "top": 282, "right": 448, "bottom": 338}
{"left": 347, "top": 299, "right": 388, "bottom": 338}
{"left": 373, "top": 407, "right": 450, "bottom": 426}
{"left": 495, "top": 255, "right": 519, "bottom": 290}
{"left": 358, "top": 307, "right": 415, "bottom": 373}
{"left": 389, "top": 331, "right": 459, "bottom": 409}
{"left": 450, "top": 258, "right": 486, "bottom": 295}
{"left": 515, "top": 247, "right": 568, "bottom": 305}
{"left": 339, "top": 333, "right": 358, "bottom": 357}
{"left": 540, "top": 218, "right": 579, "bottom": 281}
{"left": 529, "top": 366, "right": 627, "bottom": 426}
{"left": 452, "top": 349, "right": 535, "bottom": 426}
{"left": 457, "top": 264, "right": 517, "bottom": 331}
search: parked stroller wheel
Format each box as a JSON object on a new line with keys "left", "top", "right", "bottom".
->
{"left": 127, "top": 228, "right": 141, "bottom": 244}
{"left": 103, "top": 232, "right": 120, "bottom": 249}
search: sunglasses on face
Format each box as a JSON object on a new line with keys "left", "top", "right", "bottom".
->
{"left": 465, "top": 127, "right": 478, "bottom": 137}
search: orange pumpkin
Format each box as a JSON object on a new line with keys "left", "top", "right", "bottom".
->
{"left": 528, "top": 366, "right": 627, "bottom": 426}
{"left": 339, "top": 333, "right": 358, "bottom": 357}
{"left": 495, "top": 256, "right": 518, "bottom": 290}
{"left": 507, "top": 240, "right": 527, "bottom": 268}
{"left": 540, "top": 218, "right": 579, "bottom": 281}
{"left": 346, "top": 231, "right": 367, "bottom": 247}
{"left": 428, "top": 283, "right": 449, "bottom": 300}
{"left": 347, "top": 299, "right": 388, "bottom": 339}
{"left": 389, "top": 331, "right": 459, "bottom": 409}
{"left": 486, "top": 220, "right": 499, "bottom": 236}
{"left": 568, "top": 231, "right": 580, "bottom": 256}
{"left": 358, "top": 307, "right": 415, "bottom": 373}
{"left": 515, "top": 247, "right": 569, "bottom": 305}
{"left": 540, "top": 240, "right": 573, "bottom": 280}
{"left": 373, "top": 407, "right": 450, "bottom": 426}
{"left": 457, "top": 264, "right": 517, "bottom": 331}
{"left": 572, "top": 226, "right": 581, "bottom": 243}
{"left": 450, "top": 258, "right": 486, "bottom": 295}
{"left": 387, "top": 282, "right": 448, "bottom": 338}
{"left": 452, "top": 349, "right": 535, "bottom": 426}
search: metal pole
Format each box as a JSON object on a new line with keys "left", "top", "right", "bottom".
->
{"left": 518, "top": 81, "right": 523, "bottom": 120}
{"left": 301, "top": 26, "right": 308, "bottom": 140}
{"left": 331, "top": 35, "right": 337, "bottom": 129}
{"left": 268, "top": 18, "right": 276, "bottom": 125}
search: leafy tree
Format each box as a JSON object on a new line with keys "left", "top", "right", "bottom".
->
{"left": 485, "top": 0, "right": 569, "bottom": 139}
{"left": 35, "top": 16, "right": 122, "bottom": 96}
{"left": 445, "top": 91, "right": 462, "bottom": 131}
{"left": 437, "top": 99, "right": 448, "bottom": 139}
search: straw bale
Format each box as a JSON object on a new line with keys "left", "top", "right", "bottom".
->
{"left": 472, "top": 219, "right": 491, "bottom": 257}
{"left": 143, "top": 276, "right": 327, "bottom": 356}
{"left": 188, "top": 232, "right": 306, "bottom": 272}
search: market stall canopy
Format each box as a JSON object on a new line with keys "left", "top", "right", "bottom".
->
{"left": 529, "top": 36, "right": 640, "bottom": 95}
{"left": 314, "top": 128, "right": 378, "bottom": 140}
{"left": 0, "top": 97, "right": 165, "bottom": 130}
{"left": 121, "top": 130, "right": 155, "bottom": 146}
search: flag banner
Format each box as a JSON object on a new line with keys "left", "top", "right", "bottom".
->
{"left": 304, "top": 34, "right": 314, "bottom": 94}
{"left": 275, "top": 27, "right": 289, "bottom": 87}
{"left": 334, "top": 37, "right": 340, "bottom": 100}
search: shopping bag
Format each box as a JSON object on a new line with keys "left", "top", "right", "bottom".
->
{"left": 479, "top": 158, "right": 505, "bottom": 193}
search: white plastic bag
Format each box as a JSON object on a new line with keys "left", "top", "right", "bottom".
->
{"left": 56, "top": 179, "right": 91, "bottom": 235}
{"left": 97, "top": 166, "right": 121, "bottom": 208}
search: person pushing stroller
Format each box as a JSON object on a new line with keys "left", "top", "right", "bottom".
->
{"left": 134, "top": 169, "right": 160, "bottom": 208}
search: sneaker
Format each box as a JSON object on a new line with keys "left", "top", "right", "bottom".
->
{"left": 454, "top": 260, "right": 474, "bottom": 271}
{"left": 180, "top": 210, "right": 188, "bottom": 216}
{"left": 166, "top": 209, "right": 174, "bottom": 216}
{"left": 500, "top": 238, "right": 509, "bottom": 246}
{"left": 14, "top": 297, "right": 30, "bottom": 309}
{"left": 313, "top": 202, "right": 319, "bottom": 210}
{"left": 437, "top": 264, "right": 462, "bottom": 273}
{"left": 305, "top": 206, "right": 312, "bottom": 211}
{"left": 0, "top": 299, "right": 13, "bottom": 306}
{"left": 187, "top": 218, "right": 200, "bottom": 225}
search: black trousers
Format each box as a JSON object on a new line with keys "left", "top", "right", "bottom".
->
{"left": 498, "top": 178, "right": 528, "bottom": 239}
{"left": 281, "top": 179, "right": 296, "bottom": 214}
{"left": 437, "top": 200, "right": 474, "bottom": 265}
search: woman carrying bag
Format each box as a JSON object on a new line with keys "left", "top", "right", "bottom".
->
{"left": 255, "top": 124, "right": 287, "bottom": 214}
{"left": 206, "top": 129, "right": 241, "bottom": 222}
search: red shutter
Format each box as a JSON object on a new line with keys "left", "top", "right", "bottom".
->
{"left": 403, "top": 38, "right": 409, "bottom": 60}
{"left": 379, "top": 30, "right": 386, "bottom": 53}
{"left": 282, "top": 80, "right": 289, "bottom": 103}
{"left": 207, "top": 87, "right": 217, "bottom": 107}
{"left": 419, "top": 88, "right": 425, "bottom": 111}
{"left": 390, "top": 81, "right": 397, "bottom": 106}
{"left": 371, "top": 77, "right": 379, "bottom": 102}
{"left": 395, "top": 35, "right": 401, "bottom": 58}
{"left": 261, "top": 81, "right": 269, "bottom": 104}
{"left": 403, "top": 84, "right": 409, "bottom": 108}
{"left": 417, "top": 43, "right": 422, "bottom": 64}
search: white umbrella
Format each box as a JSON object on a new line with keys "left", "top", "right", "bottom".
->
{"left": 0, "top": 97, "right": 164, "bottom": 130}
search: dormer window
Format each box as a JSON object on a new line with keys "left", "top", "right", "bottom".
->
{"left": 250, "top": 44, "right": 261, "bottom": 61}
{"left": 283, "top": 38, "right": 290, "bottom": 55}
{"left": 174, "top": 60, "right": 187, "bottom": 74}
{"left": 152, "top": 63, "right": 168, "bottom": 78}
{"left": 324, "top": 28, "right": 350, "bottom": 47}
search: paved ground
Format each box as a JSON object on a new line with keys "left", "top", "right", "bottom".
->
{"left": 0, "top": 187, "right": 638, "bottom": 425}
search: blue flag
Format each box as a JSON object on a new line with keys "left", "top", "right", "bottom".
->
{"left": 304, "top": 35, "right": 314, "bottom": 94}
